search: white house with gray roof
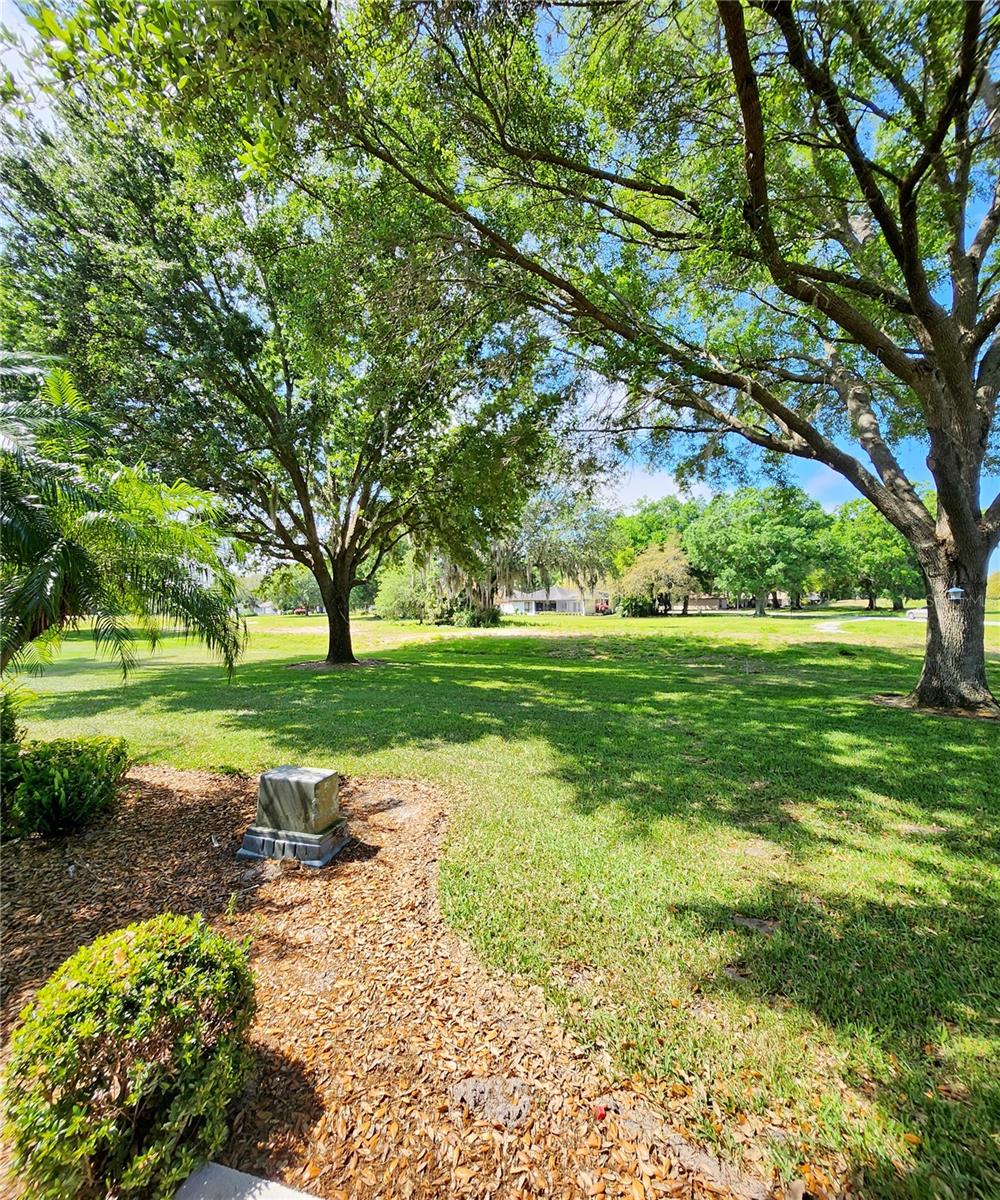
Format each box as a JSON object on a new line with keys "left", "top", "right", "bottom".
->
{"left": 497, "top": 585, "right": 609, "bottom": 615}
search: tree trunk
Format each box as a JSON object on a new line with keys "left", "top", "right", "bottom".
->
{"left": 320, "top": 572, "right": 357, "bottom": 664}
{"left": 892, "top": 595, "right": 905, "bottom": 612}
{"left": 682, "top": 594, "right": 689, "bottom": 616}
{"left": 326, "top": 602, "right": 355, "bottom": 663}
{"left": 866, "top": 591, "right": 877, "bottom": 610}
{"left": 769, "top": 590, "right": 779, "bottom": 609}
{"left": 910, "top": 556, "right": 997, "bottom": 713}
{"left": 754, "top": 589, "right": 766, "bottom": 617}
{"left": 790, "top": 590, "right": 802, "bottom": 610}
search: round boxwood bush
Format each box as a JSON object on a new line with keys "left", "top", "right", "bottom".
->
{"left": 3, "top": 913, "right": 256, "bottom": 1199}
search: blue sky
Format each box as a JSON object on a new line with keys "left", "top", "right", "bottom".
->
{"left": 4, "top": 2, "right": 997, "bottom": 570}
{"left": 612, "top": 440, "right": 999, "bottom": 515}
{"left": 611, "top": 452, "right": 1000, "bottom": 572}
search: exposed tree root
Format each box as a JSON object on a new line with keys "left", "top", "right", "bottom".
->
{"left": 872, "top": 693, "right": 1000, "bottom": 720}
{"left": 286, "top": 658, "right": 389, "bottom": 670}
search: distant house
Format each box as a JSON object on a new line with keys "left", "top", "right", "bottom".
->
{"left": 497, "top": 585, "right": 609, "bottom": 615}
{"left": 498, "top": 586, "right": 728, "bottom": 615}
{"left": 686, "top": 594, "right": 728, "bottom": 612}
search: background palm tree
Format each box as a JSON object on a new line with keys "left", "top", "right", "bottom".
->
{"left": 0, "top": 360, "right": 244, "bottom": 676}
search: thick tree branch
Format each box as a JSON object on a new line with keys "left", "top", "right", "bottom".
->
{"left": 969, "top": 175, "right": 1000, "bottom": 268}
{"left": 974, "top": 292, "right": 1000, "bottom": 354}
{"left": 755, "top": 0, "right": 908, "bottom": 269}
{"left": 719, "top": 1, "right": 921, "bottom": 386}
{"left": 983, "top": 489, "right": 1000, "bottom": 538}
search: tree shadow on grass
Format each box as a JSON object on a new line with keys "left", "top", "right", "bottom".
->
{"left": 30, "top": 632, "right": 998, "bottom": 858}
{"left": 687, "top": 876, "right": 1000, "bottom": 1197}
{"left": 23, "top": 630, "right": 1000, "bottom": 1194}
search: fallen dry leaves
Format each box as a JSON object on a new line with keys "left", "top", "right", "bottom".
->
{"left": 2, "top": 767, "right": 813, "bottom": 1198}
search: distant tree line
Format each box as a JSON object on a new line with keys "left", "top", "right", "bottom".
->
{"left": 294, "top": 485, "right": 923, "bottom": 624}
{"left": 611, "top": 487, "right": 923, "bottom": 618}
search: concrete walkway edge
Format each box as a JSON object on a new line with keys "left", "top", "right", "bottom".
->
{"left": 176, "top": 1163, "right": 313, "bottom": 1200}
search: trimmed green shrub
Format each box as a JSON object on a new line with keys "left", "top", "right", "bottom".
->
{"left": 0, "top": 740, "right": 23, "bottom": 819}
{"left": 3, "top": 913, "right": 256, "bottom": 1200}
{"left": 1, "top": 690, "right": 28, "bottom": 832}
{"left": 618, "top": 594, "right": 652, "bottom": 618}
{"left": 0, "top": 687, "right": 24, "bottom": 745}
{"left": 453, "top": 605, "right": 501, "bottom": 627}
{"left": 4, "top": 736, "right": 130, "bottom": 838}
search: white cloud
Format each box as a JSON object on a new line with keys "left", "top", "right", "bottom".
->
{"left": 1, "top": 1, "right": 38, "bottom": 76}
{"left": 799, "top": 464, "right": 853, "bottom": 511}
{"left": 601, "top": 467, "right": 713, "bottom": 512}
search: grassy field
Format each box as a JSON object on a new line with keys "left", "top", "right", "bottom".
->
{"left": 16, "top": 608, "right": 1000, "bottom": 1197}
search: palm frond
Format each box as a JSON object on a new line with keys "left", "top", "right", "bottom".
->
{"left": 0, "top": 350, "right": 57, "bottom": 379}
{"left": 1, "top": 367, "right": 245, "bottom": 680}
{"left": 91, "top": 611, "right": 139, "bottom": 678}
{"left": 42, "top": 369, "right": 86, "bottom": 414}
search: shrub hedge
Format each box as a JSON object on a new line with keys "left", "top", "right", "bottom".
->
{"left": 3, "top": 913, "right": 256, "bottom": 1199}
{"left": 453, "top": 605, "right": 501, "bottom": 627}
{"left": 0, "top": 687, "right": 24, "bottom": 745}
{"left": 2, "top": 736, "right": 129, "bottom": 838}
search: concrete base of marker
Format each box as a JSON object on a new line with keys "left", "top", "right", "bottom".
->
{"left": 176, "top": 1162, "right": 312, "bottom": 1199}
{"left": 236, "top": 818, "right": 348, "bottom": 869}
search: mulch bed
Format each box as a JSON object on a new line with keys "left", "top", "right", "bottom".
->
{"left": 1, "top": 767, "right": 778, "bottom": 1200}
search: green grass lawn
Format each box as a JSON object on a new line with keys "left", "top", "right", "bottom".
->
{"left": 16, "top": 609, "right": 1000, "bottom": 1197}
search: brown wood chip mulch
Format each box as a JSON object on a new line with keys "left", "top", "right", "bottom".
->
{"left": 1, "top": 767, "right": 778, "bottom": 1200}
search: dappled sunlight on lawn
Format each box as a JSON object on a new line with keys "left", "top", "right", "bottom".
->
{"left": 18, "top": 614, "right": 1000, "bottom": 1193}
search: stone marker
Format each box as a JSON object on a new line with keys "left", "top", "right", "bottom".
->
{"left": 450, "top": 1076, "right": 532, "bottom": 1129}
{"left": 237, "top": 765, "right": 347, "bottom": 869}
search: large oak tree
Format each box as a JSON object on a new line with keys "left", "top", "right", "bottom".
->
{"left": 38, "top": 0, "right": 1000, "bottom": 712}
{"left": 1, "top": 107, "right": 560, "bottom": 663}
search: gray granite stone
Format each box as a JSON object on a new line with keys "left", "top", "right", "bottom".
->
{"left": 236, "top": 765, "right": 347, "bottom": 869}
{"left": 237, "top": 820, "right": 348, "bottom": 869}
{"left": 256, "top": 765, "right": 339, "bottom": 834}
